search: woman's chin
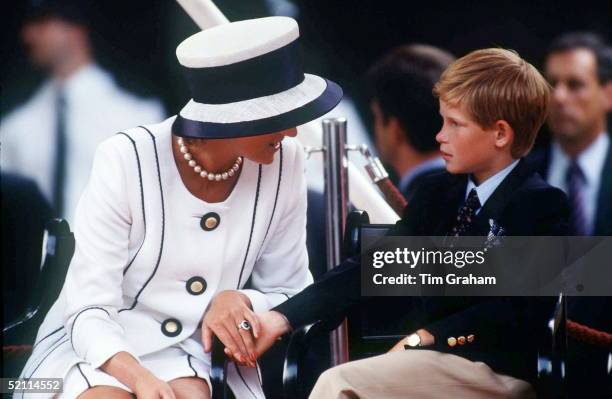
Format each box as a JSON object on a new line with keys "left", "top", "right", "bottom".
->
{"left": 244, "top": 154, "right": 275, "bottom": 165}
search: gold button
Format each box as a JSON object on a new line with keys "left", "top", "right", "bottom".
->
{"left": 161, "top": 318, "right": 182, "bottom": 337}
{"left": 457, "top": 336, "right": 466, "bottom": 345}
{"left": 467, "top": 334, "right": 475, "bottom": 343}
{"left": 190, "top": 280, "right": 204, "bottom": 293}
{"left": 447, "top": 337, "right": 457, "bottom": 347}
{"left": 165, "top": 321, "right": 178, "bottom": 333}
{"left": 166, "top": 321, "right": 178, "bottom": 334}
{"left": 200, "top": 212, "right": 221, "bottom": 231}
{"left": 205, "top": 217, "right": 218, "bottom": 229}
{"left": 186, "top": 277, "right": 207, "bottom": 295}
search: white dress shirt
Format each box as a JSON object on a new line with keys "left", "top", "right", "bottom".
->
{"left": 547, "top": 133, "right": 609, "bottom": 235}
{"left": 465, "top": 159, "right": 520, "bottom": 214}
{"left": 1, "top": 64, "right": 165, "bottom": 221}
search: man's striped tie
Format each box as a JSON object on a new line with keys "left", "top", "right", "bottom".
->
{"left": 565, "top": 160, "right": 588, "bottom": 236}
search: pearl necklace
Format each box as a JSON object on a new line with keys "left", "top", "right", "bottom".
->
{"left": 177, "top": 137, "right": 242, "bottom": 181}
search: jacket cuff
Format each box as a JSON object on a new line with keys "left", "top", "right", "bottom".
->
{"left": 71, "top": 311, "right": 138, "bottom": 369}
{"left": 85, "top": 336, "right": 139, "bottom": 369}
{"left": 422, "top": 319, "right": 453, "bottom": 348}
{"left": 239, "top": 289, "right": 273, "bottom": 313}
{"left": 272, "top": 298, "right": 302, "bottom": 329}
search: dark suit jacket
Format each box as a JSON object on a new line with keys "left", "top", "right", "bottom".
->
{"left": 527, "top": 138, "right": 612, "bottom": 235}
{"left": 401, "top": 165, "right": 446, "bottom": 202}
{"left": 275, "top": 159, "right": 570, "bottom": 382}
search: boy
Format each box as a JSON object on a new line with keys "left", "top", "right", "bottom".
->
{"left": 236, "top": 49, "right": 569, "bottom": 398}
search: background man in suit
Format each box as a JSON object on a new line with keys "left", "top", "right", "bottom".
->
{"left": 0, "top": 0, "right": 165, "bottom": 220}
{"left": 242, "top": 49, "right": 569, "bottom": 398}
{"left": 367, "top": 44, "right": 454, "bottom": 201}
{"left": 531, "top": 32, "right": 612, "bottom": 395}
{"left": 530, "top": 32, "right": 612, "bottom": 236}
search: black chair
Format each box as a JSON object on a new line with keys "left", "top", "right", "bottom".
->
{"left": 537, "top": 294, "right": 568, "bottom": 399}
{"left": 281, "top": 210, "right": 405, "bottom": 398}
{"left": 281, "top": 210, "right": 569, "bottom": 399}
{"left": 2, "top": 219, "right": 75, "bottom": 378}
{"left": 209, "top": 336, "right": 232, "bottom": 399}
{"left": 343, "top": 211, "right": 416, "bottom": 359}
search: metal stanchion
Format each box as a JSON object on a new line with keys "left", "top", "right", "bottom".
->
{"left": 322, "top": 117, "right": 350, "bottom": 366}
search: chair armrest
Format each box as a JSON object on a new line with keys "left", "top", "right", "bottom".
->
{"left": 2, "top": 219, "right": 74, "bottom": 377}
{"left": 3, "top": 219, "right": 74, "bottom": 345}
{"left": 535, "top": 294, "right": 567, "bottom": 398}
{"left": 210, "top": 335, "right": 230, "bottom": 399}
{"left": 282, "top": 316, "right": 345, "bottom": 399}
{"left": 282, "top": 322, "right": 319, "bottom": 399}
{"left": 2, "top": 308, "right": 41, "bottom": 345}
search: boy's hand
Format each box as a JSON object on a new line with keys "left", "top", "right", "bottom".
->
{"left": 255, "top": 311, "right": 291, "bottom": 357}
{"left": 225, "top": 310, "right": 291, "bottom": 361}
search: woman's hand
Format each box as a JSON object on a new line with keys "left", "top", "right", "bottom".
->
{"left": 133, "top": 371, "right": 176, "bottom": 399}
{"left": 101, "top": 351, "right": 175, "bottom": 398}
{"left": 202, "top": 290, "right": 260, "bottom": 367}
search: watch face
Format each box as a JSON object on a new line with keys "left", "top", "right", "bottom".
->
{"left": 407, "top": 333, "right": 421, "bottom": 347}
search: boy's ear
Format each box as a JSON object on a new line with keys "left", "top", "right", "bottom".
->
{"left": 603, "top": 81, "right": 612, "bottom": 112}
{"left": 493, "top": 120, "right": 514, "bottom": 149}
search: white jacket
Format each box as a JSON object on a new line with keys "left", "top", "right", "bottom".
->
{"left": 19, "top": 116, "right": 313, "bottom": 398}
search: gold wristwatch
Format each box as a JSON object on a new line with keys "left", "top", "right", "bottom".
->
{"left": 404, "top": 332, "right": 422, "bottom": 348}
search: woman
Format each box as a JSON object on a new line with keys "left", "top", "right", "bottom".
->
{"left": 19, "top": 16, "right": 342, "bottom": 399}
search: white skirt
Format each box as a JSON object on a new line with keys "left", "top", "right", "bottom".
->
{"left": 20, "top": 323, "right": 263, "bottom": 399}
{"left": 60, "top": 344, "right": 211, "bottom": 398}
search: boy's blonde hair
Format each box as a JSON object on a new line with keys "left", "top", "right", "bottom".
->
{"left": 433, "top": 48, "right": 550, "bottom": 158}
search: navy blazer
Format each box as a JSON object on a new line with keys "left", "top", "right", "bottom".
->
{"left": 275, "top": 159, "right": 570, "bottom": 382}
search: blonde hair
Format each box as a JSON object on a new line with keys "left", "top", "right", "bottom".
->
{"left": 433, "top": 48, "right": 550, "bottom": 158}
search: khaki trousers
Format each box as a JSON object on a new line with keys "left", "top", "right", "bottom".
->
{"left": 309, "top": 350, "right": 535, "bottom": 399}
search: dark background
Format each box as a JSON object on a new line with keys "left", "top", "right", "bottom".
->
{"left": 2, "top": 0, "right": 611, "bottom": 138}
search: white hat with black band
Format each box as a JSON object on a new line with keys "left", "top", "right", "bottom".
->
{"left": 172, "top": 16, "right": 343, "bottom": 139}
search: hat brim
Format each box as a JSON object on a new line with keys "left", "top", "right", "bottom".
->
{"left": 172, "top": 74, "right": 342, "bottom": 139}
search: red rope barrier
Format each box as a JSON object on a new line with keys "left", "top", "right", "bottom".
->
{"left": 567, "top": 320, "right": 612, "bottom": 348}
{"left": 3, "top": 345, "right": 33, "bottom": 356}
{"left": 375, "top": 178, "right": 408, "bottom": 215}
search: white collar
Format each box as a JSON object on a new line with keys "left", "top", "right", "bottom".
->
{"left": 465, "top": 159, "right": 520, "bottom": 206}
{"left": 550, "top": 132, "right": 609, "bottom": 186}
{"left": 52, "top": 64, "right": 114, "bottom": 101}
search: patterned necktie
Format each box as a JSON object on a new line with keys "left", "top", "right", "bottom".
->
{"left": 450, "top": 188, "right": 481, "bottom": 236}
{"left": 565, "top": 160, "right": 588, "bottom": 235}
{"left": 52, "top": 89, "right": 67, "bottom": 217}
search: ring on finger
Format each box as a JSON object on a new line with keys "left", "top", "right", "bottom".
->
{"left": 238, "top": 319, "right": 251, "bottom": 331}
